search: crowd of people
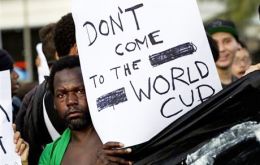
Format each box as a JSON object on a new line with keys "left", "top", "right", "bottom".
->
{"left": 0, "top": 5, "right": 260, "bottom": 165}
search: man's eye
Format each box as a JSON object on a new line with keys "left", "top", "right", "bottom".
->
{"left": 224, "top": 38, "right": 231, "bottom": 44}
{"left": 56, "top": 93, "right": 64, "bottom": 98}
{"left": 77, "top": 89, "right": 85, "bottom": 94}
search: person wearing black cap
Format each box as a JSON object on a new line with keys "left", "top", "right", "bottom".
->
{"left": 0, "top": 49, "right": 20, "bottom": 95}
{"left": 206, "top": 19, "right": 241, "bottom": 88}
{"left": 0, "top": 49, "right": 21, "bottom": 120}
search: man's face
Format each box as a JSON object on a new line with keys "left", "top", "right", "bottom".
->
{"left": 212, "top": 32, "right": 241, "bottom": 70}
{"left": 53, "top": 67, "right": 90, "bottom": 130}
{"left": 11, "top": 69, "right": 20, "bottom": 95}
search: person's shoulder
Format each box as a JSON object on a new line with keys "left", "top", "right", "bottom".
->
{"left": 39, "top": 128, "right": 70, "bottom": 164}
{"left": 43, "top": 128, "right": 71, "bottom": 152}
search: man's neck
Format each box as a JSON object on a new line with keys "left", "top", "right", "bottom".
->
{"left": 70, "top": 125, "right": 96, "bottom": 143}
{"left": 61, "top": 124, "right": 103, "bottom": 165}
{"left": 217, "top": 67, "right": 233, "bottom": 85}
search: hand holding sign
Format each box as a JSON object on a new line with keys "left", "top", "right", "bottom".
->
{"left": 13, "top": 124, "right": 29, "bottom": 165}
{"left": 96, "top": 142, "right": 132, "bottom": 165}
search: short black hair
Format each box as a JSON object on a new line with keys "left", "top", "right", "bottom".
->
{"left": 39, "top": 23, "right": 57, "bottom": 62}
{"left": 207, "top": 33, "right": 219, "bottom": 62}
{"left": 48, "top": 55, "right": 80, "bottom": 94}
{"left": 0, "top": 49, "right": 14, "bottom": 71}
{"left": 54, "top": 13, "right": 76, "bottom": 57}
{"left": 238, "top": 40, "right": 248, "bottom": 49}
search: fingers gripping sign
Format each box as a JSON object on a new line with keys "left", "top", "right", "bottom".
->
{"left": 97, "top": 142, "right": 132, "bottom": 165}
{"left": 13, "top": 124, "right": 29, "bottom": 163}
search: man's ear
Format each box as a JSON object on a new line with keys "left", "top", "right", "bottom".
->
{"left": 55, "top": 52, "right": 59, "bottom": 60}
{"left": 238, "top": 43, "right": 242, "bottom": 50}
{"left": 69, "top": 43, "right": 78, "bottom": 56}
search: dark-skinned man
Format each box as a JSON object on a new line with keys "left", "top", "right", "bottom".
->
{"left": 39, "top": 56, "right": 132, "bottom": 165}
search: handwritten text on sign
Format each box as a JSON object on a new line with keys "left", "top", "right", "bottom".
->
{"left": 72, "top": 0, "right": 222, "bottom": 146}
{"left": 0, "top": 70, "right": 21, "bottom": 164}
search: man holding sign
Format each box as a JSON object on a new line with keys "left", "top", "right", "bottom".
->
{"left": 39, "top": 56, "right": 132, "bottom": 165}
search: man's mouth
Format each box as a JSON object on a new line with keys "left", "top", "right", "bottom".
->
{"left": 219, "top": 54, "right": 229, "bottom": 61}
{"left": 66, "top": 110, "right": 83, "bottom": 118}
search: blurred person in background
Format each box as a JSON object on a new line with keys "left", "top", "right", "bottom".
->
{"left": 232, "top": 41, "right": 252, "bottom": 78}
{"left": 35, "top": 23, "right": 57, "bottom": 83}
{"left": 54, "top": 13, "right": 78, "bottom": 57}
{"left": 38, "top": 22, "right": 58, "bottom": 65}
{"left": 206, "top": 19, "right": 241, "bottom": 88}
{"left": 0, "top": 49, "right": 21, "bottom": 121}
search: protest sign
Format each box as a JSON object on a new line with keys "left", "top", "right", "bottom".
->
{"left": 0, "top": 70, "right": 21, "bottom": 164}
{"left": 72, "top": 0, "right": 222, "bottom": 146}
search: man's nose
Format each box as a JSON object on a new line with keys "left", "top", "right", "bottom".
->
{"left": 66, "top": 92, "right": 78, "bottom": 106}
{"left": 217, "top": 42, "right": 225, "bottom": 52}
{"left": 11, "top": 70, "right": 19, "bottom": 79}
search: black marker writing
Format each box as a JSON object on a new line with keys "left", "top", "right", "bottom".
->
{"left": 83, "top": 3, "right": 144, "bottom": 46}
{"left": 153, "top": 75, "right": 170, "bottom": 95}
{"left": 149, "top": 42, "right": 197, "bottom": 67}
{"left": 197, "top": 84, "right": 215, "bottom": 102}
{"left": 110, "top": 59, "right": 141, "bottom": 80}
{"left": 0, "top": 104, "right": 10, "bottom": 122}
{"left": 129, "top": 60, "right": 209, "bottom": 102}
{"left": 0, "top": 136, "right": 6, "bottom": 154}
{"left": 124, "top": 3, "right": 143, "bottom": 30}
{"left": 130, "top": 77, "right": 151, "bottom": 102}
{"left": 110, "top": 66, "right": 121, "bottom": 79}
{"left": 160, "top": 84, "right": 215, "bottom": 119}
{"left": 127, "top": 60, "right": 215, "bottom": 118}
{"left": 110, "top": 7, "right": 124, "bottom": 35}
{"left": 171, "top": 61, "right": 208, "bottom": 90}
{"left": 96, "top": 87, "right": 128, "bottom": 111}
{"left": 89, "top": 74, "right": 105, "bottom": 88}
{"left": 179, "top": 89, "right": 194, "bottom": 107}
{"left": 160, "top": 97, "right": 183, "bottom": 118}
{"left": 115, "top": 30, "right": 163, "bottom": 56}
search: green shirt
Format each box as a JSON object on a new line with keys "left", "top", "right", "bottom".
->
{"left": 39, "top": 128, "right": 71, "bottom": 165}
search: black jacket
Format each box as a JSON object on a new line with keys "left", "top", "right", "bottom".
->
{"left": 15, "top": 80, "right": 66, "bottom": 165}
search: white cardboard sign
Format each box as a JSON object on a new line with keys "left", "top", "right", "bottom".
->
{"left": 0, "top": 70, "right": 21, "bottom": 164}
{"left": 72, "top": 0, "right": 222, "bottom": 146}
{"left": 36, "top": 43, "right": 50, "bottom": 84}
